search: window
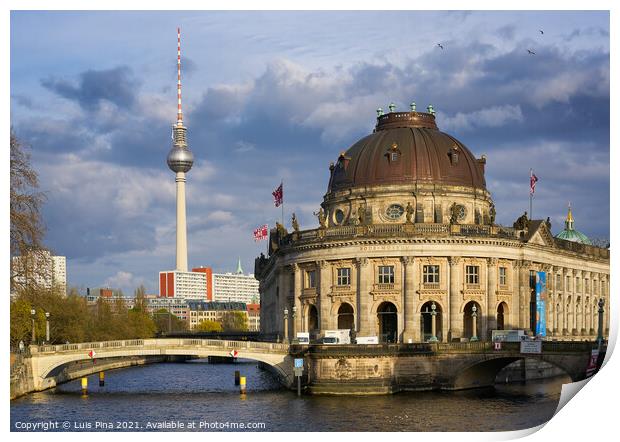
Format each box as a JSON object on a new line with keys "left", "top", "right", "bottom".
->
{"left": 378, "top": 266, "right": 395, "bottom": 284}
{"left": 423, "top": 265, "right": 440, "bottom": 284}
{"left": 566, "top": 275, "right": 571, "bottom": 292}
{"left": 466, "top": 265, "right": 479, "bottom": 285}
{"left": 306, "top": 270, "right": 316, "bottom": 289}
{"left": 335, "top": 209, "right": 345, "bottom": 225}
{"left": 585, "top": 278, "right": 590, "bottom": 294}
{"left": 499, "top": 267, "right": 507, "bottom": 286}
{"left": 576, "top": 277, "right": 581, "bottom": 293}
{"left": 391, "top": 152, "right": 399, "bottom": 162}
{"left": 337, "top": 268, "right": 351, "bottom": 286}
{"left": 386, "top": 204, "right": 404, "bottom": 220}
{"left": 556, "top": 274, "right": 562, "bottom": 291}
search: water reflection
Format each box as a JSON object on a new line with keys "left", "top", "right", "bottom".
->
{"left": 11, "top": 359, "right": 570, "bottom": 432}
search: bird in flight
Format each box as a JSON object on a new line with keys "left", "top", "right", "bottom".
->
{"left": 539, "top": 29, "right": 544, "bottom": 34}
{"left": 527, "top": 49, "right": 536, "bottom": 55}
{"left": 437, "top": 43, "right": 444, "bottom": 50}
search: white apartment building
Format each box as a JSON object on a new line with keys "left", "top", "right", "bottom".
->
{"left": 11, "top": 250, "right": 67, "bottom": 297}
{"left": 159, "top": 270, "right": 207, "bottom": 300}
{"left": 211, "top": 259, "right": 259, "bottom": 303}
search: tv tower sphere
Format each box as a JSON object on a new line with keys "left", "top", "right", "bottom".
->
{"left": 167, "top": 144, "right": 194, "bottom": 173}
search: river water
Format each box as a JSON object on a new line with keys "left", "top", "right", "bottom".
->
{"left": 11, "top": 359, "right": 570, "bottom": 432}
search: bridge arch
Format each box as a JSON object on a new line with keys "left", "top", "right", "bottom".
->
{"left": 30, "top": 339, "right": 293, "bottom": 392}
{"left": 449, "top": 354, "right": 579, "bottom": 390}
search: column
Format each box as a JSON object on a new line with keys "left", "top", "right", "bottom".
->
{"left": 356, "top": 258, "right": 371, "bottom": 336}
{"left": 293, "top": 263, "right": 302, "bottom": 336}
{"left": 510, "top": 261, "right": 520, "bottom": 330}
{"left": 318, "top": 260, "right": 331, "bottom": 334}
{"left": 277, "top": 268, "right": 287, "bottom": 340}
{"left": 518, "top": 260, "right": 531, "bottom": 331}
{"left": 448, "top": 257, "right": 462, "bottom": 342}
{"left": 402, "top": 257, "right": 415, "bottom": 343}
{"left": 486, "top": 258, "right": 498, "bottom": 339}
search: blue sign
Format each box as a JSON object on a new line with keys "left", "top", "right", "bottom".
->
{"left": 535, "top": 272, "right": 547, "bottom": 337}
{"left": 294, "top": 358, "right": 304, "bottom": 368}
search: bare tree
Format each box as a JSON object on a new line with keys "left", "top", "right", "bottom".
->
{"left": 10, "top": 129, "right": 48, "bottom": 292}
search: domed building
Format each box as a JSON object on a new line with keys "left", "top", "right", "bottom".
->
{"left": 555, "top": 205, "right": 592, "bottom": 245}
{"left": 255, "top": 104, "right": 610, "bottom": 343}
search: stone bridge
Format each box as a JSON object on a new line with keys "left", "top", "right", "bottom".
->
{"left": 12, "top": 339, "right": 291, "bottom": 398}
{"left": 11, "top": 339, "right": 601, "bottom": 398}
{"left": 295, "top": 341, "right": 601, "bottom": 394}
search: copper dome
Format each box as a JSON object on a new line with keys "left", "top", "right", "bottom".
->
{"left": 328, "top": 111, "right": 487, "bottom": 192}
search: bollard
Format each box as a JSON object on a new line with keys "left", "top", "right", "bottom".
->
{"left": 234, "top": 370, "right": 240, "bottom": 386}
{"left": 81, "top": 377, "right": 88, "bottom": 395}
{"left": 99, "top": 371, "right": 105, "bottom": 387}
{"left": 239, "top": 376, "right": 246, "bottom": 394}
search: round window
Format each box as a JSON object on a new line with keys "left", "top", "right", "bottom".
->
{"left": 386, "top": 204, "right": 405, "bottom": 220}
{"left": 456, "top": 204, "right": 466, "bottom": 221}
{"left": 335, "top": 209, "right": 345, "bottom": 225}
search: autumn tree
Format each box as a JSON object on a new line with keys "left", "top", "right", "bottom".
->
{"left": 221, "top": 311, "right": 249, "bottom": 332}
{"left": 195, "top": 319, "right": 223, "bottom": 333}
{"left": 10, "top": 129, "right": 47, "bottom": 292}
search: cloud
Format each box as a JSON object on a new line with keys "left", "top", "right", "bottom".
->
{"left": 41, "top": 66, "right": 138, "bottom": 111}
{"left": 103, "top": 271, "right": 145, "bottom": 293}
{"left": 440, "top": 105, "right": 524, "bottom": 132}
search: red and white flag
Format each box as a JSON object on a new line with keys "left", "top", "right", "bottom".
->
{"left": 272, "top": 183, "right": 283, "bottom": 207}
{"left": 530, "top": 169, "right": 538, "bottom": 195}
{"left": 253, "top": 224, "right": 268, "bottom": 242}
{"left": 230, "top": 349, "right": 238, "bottom": 358}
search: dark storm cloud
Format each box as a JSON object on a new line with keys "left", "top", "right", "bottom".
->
{"left": 41, "top": 66, "right": 139, "bottom": 111}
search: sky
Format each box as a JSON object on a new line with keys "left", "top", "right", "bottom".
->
{"left": 9, "top": 10, "right": 610, "bottom": 295}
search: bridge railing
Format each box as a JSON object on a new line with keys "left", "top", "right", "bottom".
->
{"left": 30, "top": 338, "right": 290, "bottom": 355}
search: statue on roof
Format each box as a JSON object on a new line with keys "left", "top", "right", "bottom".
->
{"left": 513, "top": 211, "right": 529, "bottom": 230}
{"left": 449, "top": 203, "right": 460, "bottom": 225}
{"left": 291, "top": 212, "right": 300, "bottom": 232}
{"left": 314, "top": 208, "right": 327, "bottom": 229}
{"left": 405, "top": 202, "right": 414, "bottom": 223}
{"left": 357, "top": 205, "right": 366, "bottom": 225}
{"left": 489, "top": 203, "right": 496, "bottom": 225}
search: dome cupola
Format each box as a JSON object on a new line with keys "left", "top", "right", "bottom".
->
{"left": 555, "top": 204, "right": 592, "bottom": 245}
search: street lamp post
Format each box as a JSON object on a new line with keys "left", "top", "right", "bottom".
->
{"left": 292, "top": 306, "right": 297, "bottom": 340}
{"left": 30, "top": 309, "right": 36, "bottom": 343}
{"left": 429, "top": 302, "right": 438, "bottom": 342}
{"left": 470, "top": 305, "right": 479, "bottom": 342}
{"left": 45, "top": 312, "right": 50, "bottom": 343}
{"left": 597, "top": 298, "right": 605, "bottom": 350}
{"left": 283, "top": 308, "right": 289, "bottom": 343}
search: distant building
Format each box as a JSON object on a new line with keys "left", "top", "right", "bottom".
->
{"left": 186, "top": 301, "right": 248, "bottom": 330}
{"left": 11, "top": 250, "right": 67, "bottom": 297}
{"left": 158, "top": 270, "right": 207, "bottom": 300}
{"left": 145, "top": 297, "right": 190, "bottom": 321}
{"left": 191, "top": 266, "right": 213, "bottom": 300}
{"left": 247, "top": 303, "right": 261, "bottom": 332}
{"left": 211, "top": 259, "right": 259, "bottom": 303}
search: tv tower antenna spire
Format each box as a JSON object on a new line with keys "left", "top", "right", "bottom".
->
{"left": 177, "top": 26, "right": 183, "bottom": 125}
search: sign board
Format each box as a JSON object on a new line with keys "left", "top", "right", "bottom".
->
{"left": 494, "top": 342, "right": 502, "bottom": 351}
{"left": 535, "top": 272, "right": 547, "bottom": 337}
{"left": 293, "top": 367, "right": 304, "bottom": 377}
{"left": 492, "top": 330, "right": 525, "bottom": 342}
{"left": 586, "top": 349, "right": 599, "bottom": 377}
{"left": 296, "top": 333, "right": 310, "bottom": 344}
{"left": 294, "top": 358, "right": 304, "bottom": 369}
{"left": 520, "top": 340, "right": 542, "bottom": 354}
{"left": 88, "top": 350, "right": 96, "bottom": 359}
{"left": 229, "top": 349, "right": 238, "bottom": 358}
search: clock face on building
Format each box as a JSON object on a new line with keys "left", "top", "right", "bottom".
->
{"left": 386, "top": 204, "right": 405, "bottom": 220}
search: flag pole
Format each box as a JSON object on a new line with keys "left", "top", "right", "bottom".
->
{"left": 529, "top": 168, "right": 533, "bottom": 220}
{"left": 281, "top": 179, "right": 284, "bottom": 227}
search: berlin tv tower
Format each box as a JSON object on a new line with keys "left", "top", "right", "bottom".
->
{"left": 167, "top": 27, "right": 193, "bottom": 272}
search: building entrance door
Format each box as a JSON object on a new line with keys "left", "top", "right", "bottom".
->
{"left": 377, "top": 302, "right": 398, "bottom": 343}
{"left": 337, "top": 303, "right": 354, "bottom": 331}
